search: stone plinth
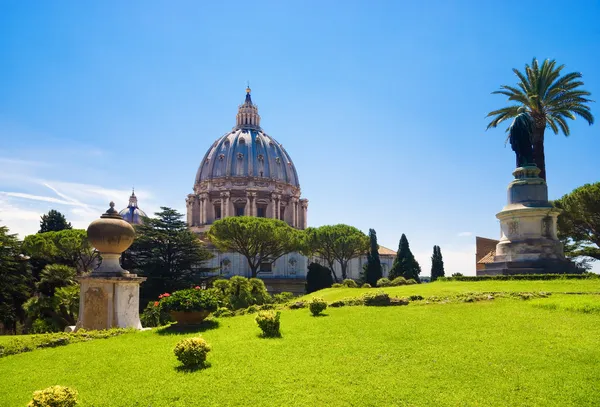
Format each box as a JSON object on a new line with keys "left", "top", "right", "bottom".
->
{"left": 75, "top": 201, "right": 146, "bottom": 331}
{"left": 75, "top": 275, "right": 146, "bottom": 330}
{"left": 484, "top": 166, "right": 577, "bottom": 275}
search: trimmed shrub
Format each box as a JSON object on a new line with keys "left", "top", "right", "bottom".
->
{"left": 440, "top": 274, "right": 597, "bottom": 282}
{"left": 409, "top": 295, "right": 424, "bottom": 301}
{"left": 246, "top": 305, "right": 259, "bottom": 314}
{"left": 406, "top": 279, "right": 418, "bottom": 285}
{"left": 255, "top": 311, "right": 281, "bottom": 337}
{"left": 363, "top": 291, "right": 391, "bottom": 306}
{"left": 390, "top": 297, "right": 410, "bottom": 306}
{"left": 259, "top": 304, "right": 275, "bottom": 310}
{"left": 376, "top": 278, "right": 391, "bottom": 287}
{"left": 306, "top": 262, "right": 334, "bottom": 293}
{"left": 342, "top": 279, "right": 358, "bottom": 288}
{"left": 361, "top": 283, "right": 372, "bottom": 288}
{"left": 273, "top": 292, "right": 295, "bottom": 304}
{"left": 309, "top": 297, "right": 327, "bottom": 316}
{"left": 329, "top": 300, "right": 346, "bottom": 308}
{"left": 342, "top": 297, "right": 365, "bottom": 306}
{"left": 173, "top": 337, "right": 211, "bottom": 368}
{"left": 331, "top": 283, "right": 343, "bottom": 288}
{"left": 213, "top": 307, "right": 233, "bottom": 318}
{"left": 390, "top": 277, "right": 407, "bottom": 286}
{"left": 27, "top": 385, "right": 78, "bottom": 407}
{"left": 160, "top": 288, "right": 219, "bottom": 313}
{"left": 288, "top": 301, "right": 307, "bottom": 309}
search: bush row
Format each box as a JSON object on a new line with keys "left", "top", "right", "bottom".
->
{"left": 0, "top": 328, "right": 134, "bottom": 358}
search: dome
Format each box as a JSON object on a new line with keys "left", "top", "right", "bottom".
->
{"left": 195, "top": 129, "right": 300, "bottom": 187}
{"left": 119, "top": 190, "right": 147, "bottom": 225}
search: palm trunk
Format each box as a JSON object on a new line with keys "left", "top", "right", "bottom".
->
{"left": 532, "top": 126, "right": 546, "bottom": 181}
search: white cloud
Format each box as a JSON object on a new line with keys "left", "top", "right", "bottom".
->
{"left": 457, "top": 231, "right": 473, "bottom": 237}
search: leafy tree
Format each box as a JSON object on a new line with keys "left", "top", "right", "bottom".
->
{"left": 430, "top": 245, "right": 445, "bottom": 282}
{"left": 0, "top": 225, "right": 32, "bottom": 333}
{"left": 208, "top": 216, "right": 302, "bottom": 278}
{"left": 39, "top": 209, "right": 72, "bottom": 233}
{"left": 125, "top": 207, "right": 214, "bottom": 305}
{"left": 305, "top": 262, "right": 334, "bottom": 293}
{"left": 389, "top": 234, "right": 421, "bottom": 283}
{"left": 364, "top": 229, "right": 382, "bottom": 286}
{"left": 22, "top": 229, "right": 99, "bottom": 274}
{"left": 554, "top": 182, "right": 600, "bottom": 265}
{"left": 486, "top": 58, "right": 594, "bottom": 181}
{"left": 304, "top": 224, "right": 369, "bottom": 281}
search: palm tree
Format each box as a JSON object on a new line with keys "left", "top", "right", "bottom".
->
{"left": 486, "top": 58, "right": 594, "bottom": 181}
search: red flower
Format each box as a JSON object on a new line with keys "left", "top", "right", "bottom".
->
{"left": 158, "top": 295, "right": 163, "bottom": 299}
{"left": 154, "top": 301, "right": 159, "bottom": 307}
{"left": 194, "top": 286, "right": 201, "bottom": 290}
{"left": 163, "top": 293, "right": 170, "bottom": 297}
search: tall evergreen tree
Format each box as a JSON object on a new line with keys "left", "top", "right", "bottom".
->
{"left": 430, "top": 245, "right": 445, "bottom": 282}
{"left": 364, "top": 229, "right": 382, "bottom": 286}
{"left": 0, "top": 225, "right": 32, "bottom": 333}
{"left": 39, "top": 210, "right": 72, "bottom": 233}
{"left": 124, "top": 207, "right": 214, "bottom": 305}
{"left": 389, "top": 234, "right": 421, "bottom": 283}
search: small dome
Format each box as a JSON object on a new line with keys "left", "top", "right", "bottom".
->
{"left": 119, "top": 190, "right": 147, "bottom": 225}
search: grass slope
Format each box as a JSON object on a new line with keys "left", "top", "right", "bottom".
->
{"left": 301, "top": 279, "right": 600, "bottom": 302}
{"left": 1, "top": 292, "right": 600, "bottom": 406}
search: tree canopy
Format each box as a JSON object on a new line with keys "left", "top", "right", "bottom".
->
{"left": 125, "top": 207, "right": 214, "bottom": 305}
{"left": 487, "top": 58, "right": 594, "bottom": 181}
{"left": 304, "top": 224, "right": 369, "bottom": 281}
{"left": 208, "top": 216, "right": 302, "bottom": 278}
{"left": 389, "top": 234, "right": 421, "bottom": 283}
{"left": 364, "top": 228, "right": 382, "bottom": 286}
{"left": 554, "top": 182, "right": 600, "bottom": 267}
{"left": 22, "top": 229, "right": 99, "bottom": 274}
{"left": 305, "top": 262, "right": 334, "bottom": 293}
{"left": 39, "top": 209, "right": 72, "bottom": 233}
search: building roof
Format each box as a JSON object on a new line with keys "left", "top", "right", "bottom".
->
{"left": 477, "top": 250, "right": 496, "bottom": 264}
{"left": 378, "top": 245, "right": 396, "bottom": 256}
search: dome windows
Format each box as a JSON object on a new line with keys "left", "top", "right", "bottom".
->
{"left": 257, "top": 154, "right": 264, "bottom": 162}
{"left": 237, "top": 153, "right": 244, "bottom": 160}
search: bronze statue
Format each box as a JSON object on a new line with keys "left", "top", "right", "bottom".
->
{"left": 508, "top": 107, "right": 534, "bottom": 167}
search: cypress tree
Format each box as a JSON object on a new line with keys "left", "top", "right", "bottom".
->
{"left": 389, "top": 234, "right": 421, "bottom": 282}
{"left": 430, "top": 245, "right": 445, "bottom": 281}
{"left": 39, "top": 210, "right": 72, "bottom": 233}
{"left": 364, "top": 229, "right": 382, "bottom": 286}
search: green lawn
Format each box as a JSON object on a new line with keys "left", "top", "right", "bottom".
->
{"left": 300, "top": 279, "right": 600, "bottom": 302}
{"left": 1, "top": 289, "right": 600, "bottom": 406}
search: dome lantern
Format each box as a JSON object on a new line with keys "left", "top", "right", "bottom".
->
{"left": 236, "top": 87, "right": 261, "bottom": 130}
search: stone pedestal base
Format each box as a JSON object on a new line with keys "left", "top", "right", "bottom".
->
{"left": 483, "top": 165, "right": 577, "bottom": 276}
{"left": 75, "top": 275, "right": 146, "bottom": 331}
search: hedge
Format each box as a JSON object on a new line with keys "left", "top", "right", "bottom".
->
{"left": 438, "top": 273, "right": 598, "bottom": 282}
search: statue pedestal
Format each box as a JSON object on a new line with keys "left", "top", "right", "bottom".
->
{"left": 75, "top": 274, "right": 146, "bottom": 331}
{"left": 482, "top": 166, "right": 577, "bottom": 275}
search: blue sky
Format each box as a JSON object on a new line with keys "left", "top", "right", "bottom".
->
{"left": 1, "top": 1, "right": 599, "bottom": 274}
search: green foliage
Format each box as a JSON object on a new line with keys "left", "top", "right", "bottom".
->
{"left": 389, "top": 234, "right": 421, "bottom": 283}
{"left": 361, "top": 283, "right": 372, "bottom": 288}
{"left": 363, "top": 291, "right": 391, "bottom": 306}
{"left": 364, "top": 228, "right": 382, "bottom": 286}
{"left": 249, "top": 278, "right": 272, "bottom": 305}
{"left": 555, "top": 182, "right": 600, "bottom": 266}
{"left": 288, "top": 301, "right": 307, "bottom": 309}
{"left": 124, "top": 207, "right": 214, "bottom": 306}
{"left": 208, "top": 217, "right": 302, "bottom": 278}
{"left": 213, "top": 307, "right": 234, "bottom": 318}
{"left": 173, "top": 337, "right": 211, "bottom": 368}
{"left": 376, "top": 277, "right": 391, "bottom": 287}
{"left": 159, "top": 288, "right": 219, "bottom": 313}
{"left": 212, "top": 279, "right": 230, "bottom": 296}
{"left": 0, "top": 224, "right": 32, "bottom": 333}
{"left": 309, "top": 297, "right": 327, "bottom": 316}
{"left": 273, "top": 292, "right": 295, "bottom": 304}
{"left": 430, "top": 245, "right": 445, "bottom": 282}
{"left": 28, "top": 385, "right": 78, "bottom": 407}
{"left": 342, "top": 279, "right": 358, "bottom": 288}
{"left": 23, "top": 229, "right": 99, "bottom": 274}
{"left": 305, "top": 262, "right": 334, "bottom": 293}
{"left": 304, "top": 224, "right": 369, "bottom": 281}
{"left": 255, "top": 310, "right": 281, "bottom": 337}
{"left": 36, "top": 264, "right": 76, "bottom": 296}
{"left": 140, "top": 301, "right": 172, "bottom": 327}
{"left": 486, "top": 58, "right": 594, "bottom": 181}
{"left": 331, "top": 283, "right": 343, "bottom": 288}
{"left": 0, "top": 328, "right": 133, "bottom": 358}
{"left": 39, "top": 210, "right": 72, "bottom": 233}
{"left": 390, "top": 277, "right": 408, "bottom": 286}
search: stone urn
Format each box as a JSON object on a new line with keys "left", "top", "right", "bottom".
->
{"left": 87, "top": 201, "right": 135, "bottom": 276}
